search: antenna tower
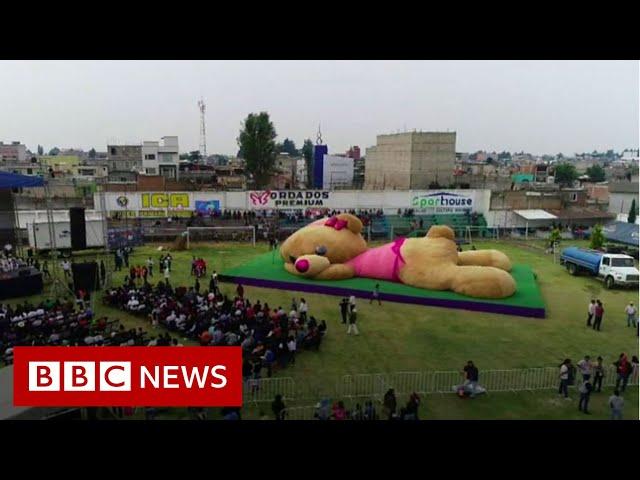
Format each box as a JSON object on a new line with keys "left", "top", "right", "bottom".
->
{"left": 198, "top": 98, "right": 207, "bottom": 161}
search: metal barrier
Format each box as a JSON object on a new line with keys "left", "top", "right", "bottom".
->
{"left": 243, "top": 367, "right": 638, "bottom": 407}
{"left": 243, "top": 376, "right": 296, "bottom": 404}
{"left": 337, "top": 367, "right": 639, "bottom": 401}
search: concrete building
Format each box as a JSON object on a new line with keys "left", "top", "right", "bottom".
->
{"left": 323, "top": 154, "right": 354, "bottom": 189}
{"left": 364, "top": 132, "right": 456, "bottom": 190}
{"left": 0, "top": 141, "right": 27, "bottom": 163}
{"left": 608, "top": 181, "right": 639, "bottom": 215}
{"left": 106, "top": 144, "right": 143, "bottom": 175}
{"left": 142, "top": 136, "right": 179, "bottom": 179}
{"left": 346, "top": 146, "right": 361, "bottom": 160}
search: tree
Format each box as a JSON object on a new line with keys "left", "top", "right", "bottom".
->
{"left": 37, "top": 145, "right": 44, "bottom": 156}
{"left": 276, "top": 138, "right": 298, "bottom": 156}
{"left": 590, "top": 224, "right": 605, "bottom": 250}
{"left": 586, "top": 164, "right": 606, "bottom": 182}
{"left": 553, "top": 163, "right": 577, "bottom": 186}
{"left": 237, "top": 112, "right": 277, "bottom": 188}
{"left": 188, "top": 150, "right": 201, "bottom": 162}
{"left": 48, "top": 147, "right": 60, "bottom": 156}
{"left": 301, "top": 139, "right": 314, "bottom": 187}
{"left": 88, "top": 148, "right": 96, "bottom": 159}
{"left": 628, "top": 199, "right": 637, "bottom": 224}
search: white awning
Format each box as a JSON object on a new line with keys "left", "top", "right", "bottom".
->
{"left": 513, "top": 209, "right": 558, "bottom": 221}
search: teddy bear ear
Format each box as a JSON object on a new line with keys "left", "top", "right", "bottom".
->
{"left": 336, "top": 213, "right": 363, "bottom": 235}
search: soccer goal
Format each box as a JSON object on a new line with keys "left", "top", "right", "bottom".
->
{"left": 186, "top": 226, "right": 256, "bottom": 248}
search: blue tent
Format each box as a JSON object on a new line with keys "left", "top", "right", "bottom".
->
{"left": 603, "top": 221, "right": 639, "bottom": 247}
{"left": 0, "top": 171, "right": 45, "bottom": 189}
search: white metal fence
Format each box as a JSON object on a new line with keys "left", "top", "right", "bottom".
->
{"left": 243, "top": 376, "right": 296, "bottom": 404}
{"left": 337, "top": 366, "right": 638, "bottom": 400}
{"left": 242, "top": 367, "right": 638, "bottom": 407}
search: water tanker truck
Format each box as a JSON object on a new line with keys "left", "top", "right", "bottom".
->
{"left": 560, "top": 247, "right": 639, "bottom": 289}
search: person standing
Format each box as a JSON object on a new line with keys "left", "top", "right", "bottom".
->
{"left": 236, "top": 283, "right": 244, "bottom": 299}
{"left": 349, "top": 294, "right": 356, "bottom": 312}
{"left": 592, "top": 300, "right": 604, "bottom": 331}
{"left": 625, "top": 302, "right": 637, "bottom": 328}
{"left": 382, "top": 389, "right": 397, "bottom": 420}
{"left": 347, "top": 306, "right": 359, "bottom": 336}
{"left": 592, "top": 356, "right": 605, "bottom": 393}
{"left": 577, "top": 355, "right": 592, "bottom": 381}
{"left": 61, "top": 259, "right": 71, "bottom": 278}
{"left": 42, "top": 260, "right": 51, "bottom": 279}
{"left": 613, "top": 353, "right": 632, "bottom": 393}
{"left": 631, "top": 355, "right": 639, "bottom": 384}
{"left": 577, "top": 378, "right": 593, "bottom": 414}
{"left": 298, "top": 298, "right": 308, "bottom": 323}
{"left": 287, "top": 335, "right": 297, "bottom": 365}
{"left": 146, "top": 257, "right": 153, "bottom": 277}
{"left": 164, "top": 264, "right": 170, "bottom": 282}
{"left": 463, "top": 360, "right": 480, "bottom": 396}
{"left": 587, "top": 299, "right": 596, "bottom": 327}
{"left": 369, "top": 283, "right": 382, "bottom": 306}
{"left": 558, "top": 359, "right": 571, "bottom": 399}
{"left": 608, "top": 390, "right": 624, "bottom": 420}
{"left": 339, "top": 297, "right": 349, "bottom": 324}
{"left": 271, "top": 394, "right": 286, "bottom": 421}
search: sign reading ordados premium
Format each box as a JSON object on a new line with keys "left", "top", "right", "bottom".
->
{"left": 248, "top": 190, "right": 331, "bottom": 209}
{"left": 411, "top": 191, "right": 474, "bottom": 213}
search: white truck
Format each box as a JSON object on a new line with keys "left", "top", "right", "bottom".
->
{"left": 560, "top": 247, "right": 640, "bottom": 289}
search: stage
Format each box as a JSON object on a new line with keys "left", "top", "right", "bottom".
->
{"left": 0, "top": 268, "right": 44, "bottom": 300}
{"left": 218, "top": 252, "right": 546, "bottom": 318}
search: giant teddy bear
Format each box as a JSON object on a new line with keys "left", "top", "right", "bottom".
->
{"left": 279, "top": 213, "right": 516, "bottom": 299}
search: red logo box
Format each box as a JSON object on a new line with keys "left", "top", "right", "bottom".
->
{"left": 13, "top": 347, "right": 242, "bottom": 407}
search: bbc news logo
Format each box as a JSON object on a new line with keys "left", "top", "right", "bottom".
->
{"left": 13, "top": 347, "right": 242, "bottom": 407}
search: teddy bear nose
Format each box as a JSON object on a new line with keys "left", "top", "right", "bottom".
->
{"left": 295, "top": 259, "right": 310, "bottom": 273}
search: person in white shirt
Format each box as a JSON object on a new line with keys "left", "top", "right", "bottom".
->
{"left": 298, "top": 298, "right": 308, "bottom": 323}
{"left": 62, "top": 260, "right": 71, "bottom": 278}
{"left": 287, "top": 336, "right": 297, "bottom": 365}
{"left": 587, "top": 299, "right": 596, "bottom": 327}
{"left": 625, "top": 302, "right": 637, "bottom": 328}
{"left": 576, "top": 355, "right": 592, "bottom": 381}
{"left": 558, "top": 359, "right": 571, "bottom": 399}
{"left": 164, "top": 265, "right": 170, "bottom": 280}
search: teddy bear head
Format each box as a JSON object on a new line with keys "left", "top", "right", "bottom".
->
{"left": 280, "top": 213, "right": 368, "bottom": 276}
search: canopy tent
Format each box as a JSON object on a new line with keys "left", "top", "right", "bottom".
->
{"left": 0, "top": 171, "right": 45, "bottom": 189}
{"left": 513, "top": 210, "right": 558, "bottom": 240}
{"left": 603, "top": 221, "right": 639, "bottom": 247}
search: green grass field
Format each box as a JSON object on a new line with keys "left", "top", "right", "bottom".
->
{"left": 9, "top": 239, "right": 639, "bottom": 420}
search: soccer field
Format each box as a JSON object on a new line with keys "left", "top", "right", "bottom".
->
{"left": 11, "top": 239, "right": 639, "bottom": 419}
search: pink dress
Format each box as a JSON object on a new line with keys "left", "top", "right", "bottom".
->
{"left": 345, "top": 237, "right": 406, "bottom": 282}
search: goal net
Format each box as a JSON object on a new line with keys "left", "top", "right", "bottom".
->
{"left": 186, "top": 226, "right": 256, "bottom": 248}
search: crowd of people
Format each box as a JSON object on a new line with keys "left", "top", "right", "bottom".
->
{"left": 103, "top": 276, "right": 329, "bottom": 383}
{"left": 586, "top": 298, "right": 638, "bottom": 336}
{"left": 0, "top": 299, "right": 150, "bottom": 365}
{"left": 558, "top": 353, "right": 637, "bottom": 418}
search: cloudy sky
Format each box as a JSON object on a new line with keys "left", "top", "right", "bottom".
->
{"left": 0, "top": 60, "right": 637, "bottom": 156}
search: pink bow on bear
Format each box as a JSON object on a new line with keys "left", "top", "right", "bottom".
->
{"left": 325, "top": 216, "right": 348, "bottom": 231}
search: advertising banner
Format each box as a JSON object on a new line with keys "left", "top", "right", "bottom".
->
{"left": 247, "top": 190, "right": 332, "bottom": 209}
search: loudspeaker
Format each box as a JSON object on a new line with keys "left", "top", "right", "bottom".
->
{"left": 72, "top": 261, "right": 98, "bottom": 292}
{"left": 69, "top": 208, "right": 87, "bottom": 250}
